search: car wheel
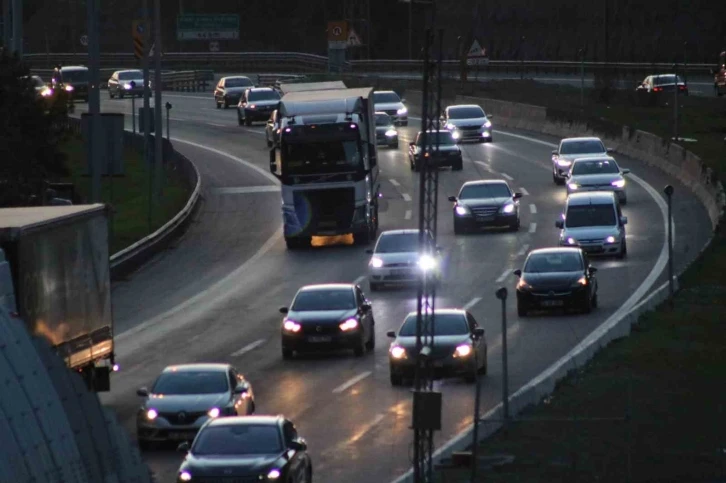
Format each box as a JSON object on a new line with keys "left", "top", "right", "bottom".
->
{"left": 478, "top": 351, "right": 488, "bottom": 375}
{"left": 267, "top": 138, "right": 273, "bottom": 147}
{"left": 517, "top": 301, "right": 528, "bottom": 317}
{"left": 390, "top": 372, "right": 403, "bottom": 386}
{"left": 620, "top": 196, "right": 627, "bottom": 205}
{"left": 464, "top": 370, "right": 477, "bottom": 384}
{"left": 509, "top": 218, "right": 520, "bottom": 231}
{"left": 245, "top": 117, "right": 252, "bottom": 126}
{"left": 354, "top": 336, "right": 366, "bottom": 357}
{"left": 224, "top": 100, "right": 229, "bottom": 109}
{"left": 553, "top": 172, "right": 563, "bottom": 185}
{"left": 592, "top": 292, "right": 599, "bottom": 309}
{"left": 249, "top": 400, "right": 256, "bottom": 414}
{"left": 617, "top": 239, "right": 627, "bottom": 259}
{"left": 282, "top": 348, "right": 294, "bottom": 359}
{"left": 365, "top": 327, "right": 375, "bottom": 351}
{"left": 582, "top": 295, "right": 592, "bottom": 314}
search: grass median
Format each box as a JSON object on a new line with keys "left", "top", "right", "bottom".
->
{"left": 59, "top": 135, "right": 190, "bottom": 255}
{"left": 334, "top": 75, "right": 726, "bottom": 481}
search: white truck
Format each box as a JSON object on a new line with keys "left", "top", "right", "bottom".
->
{"left": 269, "top": 82, "right": 380, "bottom": 249}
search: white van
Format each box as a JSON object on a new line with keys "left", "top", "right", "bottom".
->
{"left": 555, "top": 191, "right": 627, "bottom": 258}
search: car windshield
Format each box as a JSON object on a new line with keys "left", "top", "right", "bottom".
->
{"left": 249, "top": 90, "right": 281, "bottom": 101}
{"left": 565, "top": 204, "right": 616, "bottom": 227}
{"left": 373, "top": 92, "right": 401, "bottom": 103}
{"left": 282, "top": 140, "right": 360, "bottom": 174}
{"left": 292, "top": 289, "right": 356, "bottom": 311}
{"left": 417, "top": 132, "right": 455, "bottom": 146}
{"left": 448, "top": 106, "right": 485, "bottom": 119}
{"left": 560, "top": 140, "right": 605, "bottom": 155}
{"left": 654, "top": 75, "right": 684, "bottom": 86}
{"left": 375, "top": 113, "right": 392, "bottom": 126}
{"left": 524, "top": 252, "right": 583, "bottom": 273}
{"left": 61, "top": 69, "right": 88, "bottom": 82}
{"left": 375, "top": 232, "right": 423, "bottom": 253}
{"left": 193, "top": 425, "right": 282, "bottom": 456}
{"left": 571, "top": 159, "right": 619, "bottom": 175}
{"left": 118, "top": 71, "right": 142, "bottom": 80}
{"left": 459, "top": 183, "right": 511, "bottom": 199}
{"left": 151, "top": 371, "right": 228, "bottom": 395}
{"left": 399, "top": 313, "right": 469, "bottom": 336}
{"left": 226, "top": 77, "right": 253, "bottom": 87}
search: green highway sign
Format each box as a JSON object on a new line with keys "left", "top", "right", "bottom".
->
{"left": 177, "top": 14, "right": 240, "bottom": 40}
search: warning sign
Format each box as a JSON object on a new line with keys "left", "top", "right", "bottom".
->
{"left": 348, "top": 29, "right": 362, "bottom": 46}
{"left": 466, "top": 39, "right": 488, "bottom": 66}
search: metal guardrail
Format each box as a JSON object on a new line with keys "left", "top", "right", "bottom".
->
{"left": 22, "top": 52, "right": 716, "bottom": 77}
{"left": 30, "top": 68, "right": 213, "bottom": 91}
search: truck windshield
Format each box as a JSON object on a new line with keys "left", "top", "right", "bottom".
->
{"left": 282, "top": 140, "right": 361, "bottom": 175}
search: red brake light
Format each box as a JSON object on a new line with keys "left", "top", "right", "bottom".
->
{"left": 653, "top": 87, "right": 662, "bottom": 92}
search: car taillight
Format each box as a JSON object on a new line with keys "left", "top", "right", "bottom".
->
{"left": 653, "top": 87, "right": 662, "bottom": 92}
{"left": 679, "top": 85, "right": 686, "bottom": 90}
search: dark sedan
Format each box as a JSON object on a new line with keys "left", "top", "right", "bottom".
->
{"left": 387, "top": 308, "right": 487, "bottom": 385}
{"left": 51, "top": 65, "right": 89, "bottom": 102}
{"left": 449, "top": 179, "right": 522, "bottom": 233}
{"left": 280, "top": 283, "right": 375, "bottom": 358}
{"left": 409, "top": 130, "right": 463, "bottom": 171}
{"left": 176, "top": 415, "right": 312, "bottom": 483}
{"left": 214, "top": 75, "right": 254, "bottom": 108}
{"left": 238, "top": 87, "right": 282, "bottom": 126}
{"left": 375, "top": 112, "right": 399, "bottom": 148}
{"left": 514, "top": 247, "right": 598, "bottom": 317}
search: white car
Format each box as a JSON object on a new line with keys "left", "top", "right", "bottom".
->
{"left": 441, "top": 104, "right": 493, "bottom": 143}
{"left": 551, "top": 137, "right": 613, "bottom": 185}
{"left": 366, "top": 229, "right": 441, "bottom": 291}
{"left": 556, "top": 191, "right": 628, "bottom": 258}
{"left": 373, "top": 91, "right": 408, "bottom": 126}
{"left": 566, "top": 156, "right": 630, "bottom": 204}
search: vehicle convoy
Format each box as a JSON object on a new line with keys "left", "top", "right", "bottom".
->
{"left": 714, "top": 51, "right": 726, "bottom": 96}
{"left": 556, "top": 191, "right": 628, "bottom": 258}
{"left": 269, "top": 81, "right": 380, "bottom": 249}
{"left": 550, "top": 136, "right": 613, "bottom": 185}
{"left": 214, "top": 75, "right": 254, "bottom": 108}
{"left": 0, "top": 205, "right": 115, "bottom": 391}
{"left": 565, "top": 156, "right": 630, "bottom": 204}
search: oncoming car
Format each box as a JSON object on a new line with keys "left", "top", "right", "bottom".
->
{"left": 366, "top": 229, "right": 441, "bottom": 291}
{"left": 551, "top": 137, "right": 612, "bottom": 185}
{"left": 449, "top": 179, "right": 522, "bottom": 233}
{"left": 566, "top": 156, "right": 630, "bottom": 204}
{"left": 441, "top": 104, "right": 493, "bottom": 143}
{"left": 408, "top": 130, "right": 463, "bottom": 172}
{"left": 237, "top": 87, "right": 281, "bottom": 126}
{"left": 372, "top": 90, "right": 408, "bottom": 125}
{"left": 556, "top": 191, "right": 628, "bottom": 258}
{"left": 374, "top": 112, "right": 399, "bottom": 148}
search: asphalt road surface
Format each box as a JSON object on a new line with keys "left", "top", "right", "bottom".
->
{"left": 75, "top": 91, "right": 711, "bottom": 483}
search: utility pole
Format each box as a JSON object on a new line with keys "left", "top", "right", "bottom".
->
{"left": 86, "top": 0, "right": 102, "bottom": 202}
{"left": 153, "top": 0, "right": 163, "bottom": 203}
{"left": 2, "top": 0, "right": 11, "bottom": 50}
{"left": 141, "top": 0, "right": 152, "bottom": 230}
{"left": 10, "top": 0, "right": 21, "bottom": 56}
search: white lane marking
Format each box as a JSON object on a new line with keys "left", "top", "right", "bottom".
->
{"left": 389, "top": 178, "right": 401, "bottom": 187}
{"left": 520, "top": 187, "right": 529, "bottom": 196}
{"left": 162, "top": 93, "right": 214, "bottom": 100}
{"left": 242, "top": 128, "right": 265, "bottom": 136}
{"left": 215, "top": 186, "right": 280, "bottom": 194}
{"left": 474, "top": 160, "right": 494, "bottom": 173}
{"left": 206, "top": 122, "right": 227, "bottom": 127}
{"left": 517, "top": 244, "right": 529, "bottom": 257}
{"left": 495, "top": 269, "right": 511, "bottom": 283}
{"left": 230, "top": 339, "right": 266, "bottom": 357}
{"left": 332, "top": 371, "right": 372, "bottom": 394}
{"left": 529, "top": 222, "right": 537, "bottom": 233}
{"left": 405, "top": 210, "right": 412, "bottom": 220}
{"left": 354, "top": 275, "right": 366, "bottom": 286}
{"left": 463, "top": 297, "right": 482, "bottom": 310}
{"left": 501, "top": 172, "right": 514, "bottom": 181}
{"left": 388, "top": 134, "right": 673, "bottom": 483}
{"left": 529, "top": 204, "right": 537, "bottom": 214}
{"left": 402, "top": 193, "right": 412, "bottom": 202}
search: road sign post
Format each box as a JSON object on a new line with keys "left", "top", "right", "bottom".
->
{"left": 132, "top": 19, "right": 144, "bottom": 61}
{"left": 466, "top": 39, "right": 488, "bottom": 81}
{"left": 327, "top": 20, "right": 348, "bottom": 73}
{"left": 176, "top": 14, "right": 239, "bottom": 40}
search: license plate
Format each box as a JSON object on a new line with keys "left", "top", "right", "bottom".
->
{"left": 391, "top": 269, "right": 412, "bottom": 276}
{"left": 307, "top": 336, "right": 332, "bottom": 343}
{"left": 541, "top": 300, "right": 564, "bottom": 307}
{"left": 476, "top": 215, "right": 495, "bottom": 221}
{"left": 169, "top": 432, "right": 196, "bottom": 441}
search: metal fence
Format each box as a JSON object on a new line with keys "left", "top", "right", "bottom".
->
{"left": 0, "top": 308, "right": 152, "bottom": 483}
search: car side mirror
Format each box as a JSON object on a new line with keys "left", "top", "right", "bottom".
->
{"left": 551, "top": 149, "right": 558, "bottom": 155}
{"left": 279, "top": 307, "right": 289, "bottom": 314}
{"left": 555, "top": 220, "right": 564, "bottom": 229}
{"left": 513, "top": 269, "right": 522, "bottom": 277}
{"left": 386, "top": 330, "right": 396, "bottom": 338}
{"left": 290, "top": 439, "right": 307, "bottom": 451}
{"left": 620, "top": 216, "right": 628, "bottom": 225}
{"left": 137, "top": 387, "right": 149, "bottom": 397}
{"left": 472, "top": 327, "right": 485, "bottom": 339}
{"left": 448, "top": 196, "right": 457, "bottom": 202}
{"left": 365, "top": 248, "right": 374, "bottom": 254}
{"left": 606, "top": 147, "right": 614, "bottom": 153}
{"left": 487, "top": 114, "right": 494, "bottom": 119}
{"left": 513, "top": 192, "right": 523, "bottom": 199}
{"left": 621, "top": 168, "right": 631, "bottom": 174}
{"left": 177, "top": 441, "right": 190, "bottom": 452}
{"left": 401, "top": 98, "right": 406, "bottom": 103}
{"left": 409, "top": 142, "right": 415, "bottom": 147}
{"left": 234, "top": 382, "right": 250, "bottom": 394}
{"left": 361, "top": 301, "right": 372, "bottom": 311}
{"left": 589, "top": 266, "right": 598, "bottom": 274}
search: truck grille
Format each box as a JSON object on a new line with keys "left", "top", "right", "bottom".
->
{"left": 293, "top": 188, "right": 355, "bottom": 233}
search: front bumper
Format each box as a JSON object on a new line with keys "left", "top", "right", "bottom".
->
{"left": 376, "top": 133, "right": 399, "bottom": 146}
{"left": 241, "top": 107, "right": 275, "bottom": 121}
{"left": 567, "top": 185, "right": 626, "bottom": 201}
{"left": 283, "top": 203, "right": 368, "bottom": 237}
{"left": 452, "top": 128, "right": 492, "bottom": 142}
{"left": 516, "top": 285, "right": 589, "bottom": 310}
{"left": 560, "top": 238, "right": 623, "bottom": 256}
{"left": 415, "top": 153, "right": 462, "bottom": 167}
{"left": 455, "top": 211, "right": 517, "bottom": 227}
{"left": 369, "top": 265, "right": 427, "bottom": 285}
{"left": 282, "top": 330, "right": 364, "bottom": 352}
{"left": 137, "top": 415, "right": 212, "bottom": 443}
{"left": 390, "top": 355, "right": 475, "bottom": 379}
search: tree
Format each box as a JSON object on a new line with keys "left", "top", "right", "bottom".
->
{"left": 0, "top": 50, "right": 71, "bottom": 207}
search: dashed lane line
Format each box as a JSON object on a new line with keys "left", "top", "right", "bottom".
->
{"left": 230, "top": 339, "right": 266, "bottom": 357}
{"left": 332, "top": 371, "right": 372, "bottom": 394}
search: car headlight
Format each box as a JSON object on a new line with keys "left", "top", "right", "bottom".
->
{"left": 451, "top": 131, "right": 461, "bottom": 140}
{"left": 455, "top": 205, "right": 470, "bottom": 216}
{"left": 611, "top": 179, "right": 625, "bottom": 188}
{"left": 267, "top": 468, "right": 281, "bottom": 480}
{"left": 64, "top": 85, "right": 74, "bottom": 92}
{"left": 501, "top": 203, "right": 515, "bottom": 214}
{"left": 283, "top": 320, "right": 301, "bottom": 333}
{"left": 41, "top": 87, "right": 53, "bottom": 97}
{"left": 249, "top": 104, "right": 256, "bottom": 109}
{"left": 385, "top": 129, "right": 397, "bottom": 137}
{"left": 573, "top": 276, "right": 588, "bottom": 287}
{"left": 484, "top": 120, "right": 492, "bottom": 128}
{"left": 123, "top": 83, "right": 132, "bottom": 90}
{"left": 397, "top": 107, "right": 407, "bottom": 115}
{"left": 390, "top": 345, "right": 407, "bottom": 359}
{"left": 339, "top": 318, "right": 359, "bottom": 331}
{"left": 605, "top": 235, "right": 617, "bottom": 244}
{"left": 454, "top": 344, "right": 472, "bottom": 358}
{"left": 568, "top": 183, "right": 579, "bottom": 190}
{"left": 370, "top": 256, "right": 384, "bottom": 268}
{"left": 207, "top": 407, "right": 221, "bottom": 418}
{"left": 565, "top": 237, "right": 578, "bottom": 245}
{"left": 556, "top": 158, "right": 571, "bottom": 167}
{"left": 179, "top": 471, "right": 192, "bottom": 482}
{"left": 516, "top": 278, "right": 531, "bottom": 290}
{"left": 418, "top": 254, "right": 437, "bottom": 271}
{"left": 146, "top": 408, "right": 158, "bottom": 420}
{"left": 481, "top": 131, "right": 490, "bottom": 137}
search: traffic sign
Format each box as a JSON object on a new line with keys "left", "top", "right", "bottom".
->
{"left": 327, "top": 20, "right": 348, "bottom": 42}
{"left": 177, "top": 14, "right": 239, "bottom": 40}
{"left": 80, "top": 35, "right": 88, "bottom": 46}
{"left": 348, "top": 29, "right": 362, "bottom": 47}
{"left": 209, "top": 41, "right": 220, "bottom": 52}
{"left": 466, "top": 57, "right": 489, "bottom": 66}
{"left": 467, "top": 39, "right": 484, "bottom": 57}
{"left": 132, "top": 19, "right": 145, "bottom": 60}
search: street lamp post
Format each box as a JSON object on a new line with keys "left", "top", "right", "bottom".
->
{"left": 496, "top": 287, "right": 510, "bottom": 426}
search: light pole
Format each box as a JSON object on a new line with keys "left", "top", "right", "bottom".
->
{"left": 153, "top": 0, "right": 163, "bottom": 202}
{"left": 165, "top": 101, "right": 172, "bottom": 140}
{"left": 495, "top": 287, "right": 510, "bottom": 427}
{"left": 469, "top": 326, "right": 485, "bottom": 483}
{"left": 579, "top": 47, "right": 585, "bottom": 109}
{"left": 683, "top": 41, "right": 688, "bottom": 86}
{"left": 131, "top": 81, "right": 137, "bottom": 135}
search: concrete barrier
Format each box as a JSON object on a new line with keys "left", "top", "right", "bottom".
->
{"left": 391, "top": 91, "right": 725, "bottom": 483}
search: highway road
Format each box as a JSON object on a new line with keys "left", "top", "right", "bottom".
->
{"left": 76, "top": 91, "right": 712, "bottom": 483}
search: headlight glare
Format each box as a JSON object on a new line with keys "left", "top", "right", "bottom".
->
{"left": 64, "top": 85, "right": 74, "bottom": 92}
{"left": 41, "top": 87, "right": 53, "bottom": 97}
{"left": 207, "top": 407, "right": 220, "bottom": 418}
{"left": 283, "top": 320, "right": 301, "bottom": 333}
{"left": 179, "top": 471, "right": 192, "bottom": 482}
{"left": 451, "top": 131, "right": 461, "bottom": 140}
{"left": 385, "top": 129, "right": 397, "bottom": 136}
{"left": 556, "top": 159, "right": 571, "bottom": 167}
{"left": 455, "top": 205, "right": 469, "bottom": 216}
{"left": 605, "top": 235, "right": 617, "bottom": 244}
{"left": 123, "top": 83, "right": 132, "bottom": 89}
{"left": 501, "top": 203, "right": 515, "bottom": 214}
{"left": 611, "top": 179, "right": 626, "bottom": 188}
{"left": 454, "top": 344, "right": 472, "bottom": 357}
{"left": 418, "top": 254, "right": 437, "bottom": 271}
{"left": 516, "top": 278, "right": 531, "bottom": 290}
{"left": 339, "top": 318, "right": 359, "bottom": 331}
{"left": 484, "top": 120, "right": 492, "bottom": 128}
{"left": 146, "top": 408, "right": 158, "bottom": 420}
{"left": 267, "top": 468, "right": 281, "bottom": 479}
{"left": 390, "top": 345, "right": 407, "bottom": 359}
{"left": 397, "top": 107, "right": 407, "bottom": 115}
{"left": 370, "top": 256, "right": 384, "bottom": 268}
{"left": 575, "top": 276, "right": 588, "bottom": 286}
{"left": 566, "top": 237, "right": 577, "bottom": 245}
{"left": 568, "top": 183, "right": 579, "bottom": 190}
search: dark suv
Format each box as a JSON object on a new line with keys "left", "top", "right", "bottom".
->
{"left": 51, "top": 65, "right": 89, "bottom": 102}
